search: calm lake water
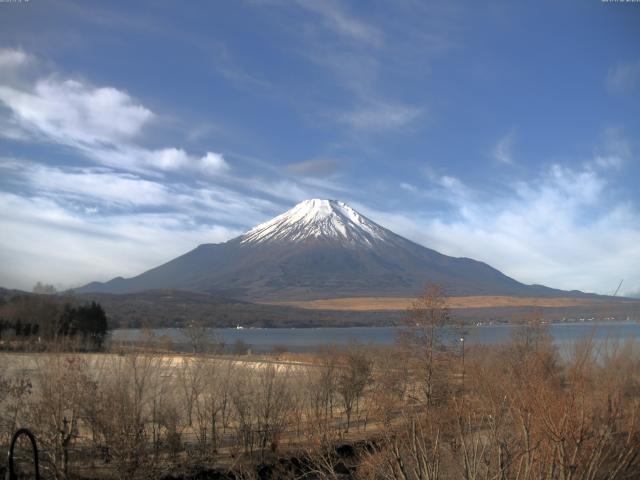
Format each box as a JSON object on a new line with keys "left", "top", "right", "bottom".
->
{"left": 112, "top": 321, "right": 640, "bottom": 353}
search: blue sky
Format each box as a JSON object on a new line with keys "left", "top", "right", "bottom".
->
{"left": 0, "top": 0, "right": 639, "bottom": 296}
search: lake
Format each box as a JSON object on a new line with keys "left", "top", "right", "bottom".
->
{"left": 112, "top": 320, "right": 640, "bottom": 353}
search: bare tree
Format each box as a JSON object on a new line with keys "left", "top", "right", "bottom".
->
{"left": 336, "top": 344, "right": 372, "bottom": 432}
{"left": 181, "top": 319, "right": 213, "bottom": 354}
{"left": 89, "top": 353, "right": 170, "bottom": 478}
{"left": 230, "top": 369, "right": 258, "bottom": 459}
{"left": 27, "top": 355, "right": 91, "bottom": 479}
{"left": 370, "top": 345, "right": 410, "bottom": 428}
{"left": 359, "top": 409, "right": 443, "bottom": 480}
{"left": 403, "top": 283, "right": 450, "bottom": 405}
{"left": 194, "top": 358, "right": 235, "bottom": 459}
{"left": 176, "top": 356, "right": 206, "bottom": 428}
{"left": 253, "top": 364, "right": 293, "bottom": 461}
{"left": 0, "top": 368, "right": 32, "bottom": 452}
{"left": 306, "top": 346, "right": 339, "bottom": 428}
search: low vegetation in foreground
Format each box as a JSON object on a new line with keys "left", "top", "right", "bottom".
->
{"left": 1, "top": 286, "right": 640, "bottom": 479}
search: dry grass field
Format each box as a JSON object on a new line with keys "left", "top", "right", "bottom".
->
{"left": 4, "top": 304, "right": 640, "bottom": 479}
{"left": 262, "top": 295, "right": 629, "bottom": 311}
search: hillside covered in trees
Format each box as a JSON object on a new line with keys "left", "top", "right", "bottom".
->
{"left": 0, "top": 292, "right": 108, "bottom": 349}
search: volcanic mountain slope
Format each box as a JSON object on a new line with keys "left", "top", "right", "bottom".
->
{"left": 78, "top": 199, "right": 589, "bottom": 300}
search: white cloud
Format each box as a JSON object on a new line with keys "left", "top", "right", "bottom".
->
{"left": 86, "top": 146, "right": 229, "bottom": 175}
{"left": 145, "top": 147, "right": 190, "bottom": 171}
{"left": 2, "top": 152, "right": 638, "bottom": 296}
{"left": 0, "top": 78, "right": 153, "bottom": 146}
{"left": 0, "top": 158, "right": 272, "bottom": 227}
{"left": 0, "top": 163, "right": 337, "bottom": 288}
{"left": 0, "top": 59, "right": 231, "bottom": 178}
{"left": 27, "top": 166, "right": 171, "bottom": 207}
{"left": 0, "top": 48, "right": 32, "bottom": 71}
{"left": 200, "top": 152, "right": 229, "bottom": 174}
{"left": 400, "top": 182, "right": 417, "bottom": 193}
{"left": 81, "top": 146, "right": 158, "bottom": 175}
{"left": 368, "top": 163, "right": 640, "bottom": 295}
{"left": 541, "top": 164, "right": 604, "bottom": 206}
{"left": 438, "top": 175, "right": 465, "bottom": 192}
{"left": 606, "top": 60, "right": 640, "bottom": 94}
{"left": 493, "top": 131, "right": 516, "bottom": 165}
{"left": 0, "top": 192, "right": 243, "bottom": 290}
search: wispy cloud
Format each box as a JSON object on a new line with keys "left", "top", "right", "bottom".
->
{"left": 0, "top": 156, "right": 281, "bottom": 225}
{"left": 400, "top": 182, "right": 418, "bottom": 193}
{"left": 587, "top": 127, "right": 632, "bottom": 172}
{"left": 295, "top": 0, "right": 383, "bottom": 47}
{"left": 601, "top": 126, "right": 631, "bottom": 159}
{"left": 0, "top": 192, "right": 243, "bottom": 290}
{"left": 338, "top": 101, "right": 421, "bottom": 132}
{"left": 257, "top": 3, "right": 429, "bottom": 134}
{"left": 606, "top": 59, "right": 640, "bottom": 94}
{"left": 0, "top": 158, "right": 361, "bottom": 289}
{"left": 493, "top": 131, "right": 516, "bottom": 165}
{"left": 88, "top": 146, "right": 229, "bottom": 176}
{"left": 285, "top": 158, "right": 342, "bottom": 177}
{"left": 1, "top": 161, "right": 170, "bottom": 207}
{"left": 371, "top": 161, "right": 639, "bottom": 296}
{"left": 0, "top": 48, "right": 33, "bottom": 72}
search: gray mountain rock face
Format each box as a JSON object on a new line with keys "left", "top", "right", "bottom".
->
{"left": 77, "top": 199, "right": 586, "bottom": 300}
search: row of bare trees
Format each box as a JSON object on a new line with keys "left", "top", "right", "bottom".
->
{"left": 2, "top": 285, "right": 640, "bottom": 479}
{"left": 358, "top": 287, "right": 640, "bottom": 480}
{"left": 0, "top": 344, "right": 379, "bottom": 479}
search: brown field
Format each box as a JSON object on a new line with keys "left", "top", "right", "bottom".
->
{"left": 263, "top": 295, "right": 628, "bottom": 311}
{"left": 4, "top": 318, "right": 640, "bottom": 479}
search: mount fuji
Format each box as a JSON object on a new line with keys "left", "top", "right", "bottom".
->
{"left": 77, "top": 199, "right": 584, "bottom": 300}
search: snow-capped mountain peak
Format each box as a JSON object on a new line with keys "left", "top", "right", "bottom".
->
{"left": 77, "top": 198, "right": 575, "bottom": 300}
{"left": 240, "top": 199, "right": 389, "bottom": 246}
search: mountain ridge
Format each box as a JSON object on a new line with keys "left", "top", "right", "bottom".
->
{"left": 76, "top": 199, "right": 599, "bottom": 300}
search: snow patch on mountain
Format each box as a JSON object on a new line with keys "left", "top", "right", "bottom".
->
{"left": 240, "top": 199, "right": 390, "bottom": 246}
